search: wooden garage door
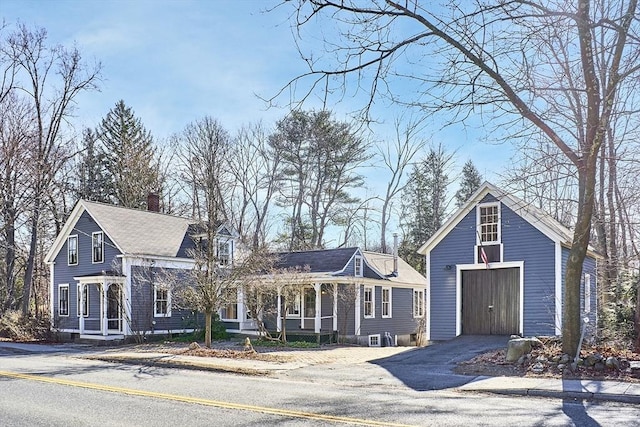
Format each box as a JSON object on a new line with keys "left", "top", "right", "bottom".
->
{"left": 462, "top": 268, "right": 520, "bottom": 335}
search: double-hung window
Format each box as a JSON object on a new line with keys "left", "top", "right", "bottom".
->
{"left": 413, "top": 289, "right": 424, "bottom": 318}
{"left": 354, "top": 256, "right": 363, "bottom": 277}
{"left": 67, "top": 235, "right": 78, "bottom": 265}
{"left": 221, "top": 288, "right": 238, "bottom": 320}
{"left": 218, "top": 240, "right": 231, "bottom": 266}
{"left": 77, "top": 284, "right": 89, "bottom": 317}
{"left": 286, "top": 291, "right": 301, "bottom": 317}
{"left": 363, "top": 286, "right": 374, "bottom": 318}
{"left": 381, "top": 287, "right": 392, "bottom": 318}
{"left": 92, "top": 231, "right": 104, "bottom": 263}
{"left": 58, "top": 284, "right": 69, "bottom": 317}
{"left": 154, "top": 286, "right": 170, "bottom": 317}
{"left": 477, "top": 203, "right": 501, "bottom": 264}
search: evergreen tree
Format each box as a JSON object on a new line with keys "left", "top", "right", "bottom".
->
{"left": 98, "top": 100, "right": 159, "bottom": 209}
{"left": 76, "top": 128, "right": 111, "bottom": 202}
{"left": 399, "top": 145, "right": 452, "bottom": 272}
{"left": 455, "top": 160, "right": 483, "bottom": 208}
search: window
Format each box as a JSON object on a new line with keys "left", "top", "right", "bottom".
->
{"left": 478, "top": 204, "right": 500, "bottom": 244}
{"left": 92, "top": 232, "right": 104, "bottom": 263}
{"left": 221, "top": 288, "right": 237, "bottom": 320}
{"left": 413, "top": 289, "right": 424, "bottom": 318}
{"left": 303, "top": 287, "right": 316, "bottom": 318}
{"left": 67, "top": 235, "right": 78, "bottom": 265}
{"left": 58, "top": 284, "right": 69, "bottom": 316}
{"left": 286, "top": 291, "right": 301, "bottom": 317}
{"left": 584, "top": 274, "right": 591, "bottom": 314}
{"left": 364, "top": 286, "right": 374, "bottom": 318}
{"left": 354, "top": 256, "right": 363, "bottom": 277}
{"left": 368, "top": 334, "right": 381, "bottom": 347}
{"left": 218, "top": 240, "right": 231, "bottom": 266}
{"left": 77, "top": 284, "right": 89, "bottom": 317}
{"left": 381, "top": 287, "right": 392, "bottom": 318}
{"left": 154, "top": 286, "right": 170, "bottom": 317}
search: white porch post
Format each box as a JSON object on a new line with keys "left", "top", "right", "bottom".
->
{"left": 237, "top": 287, "right": 245, "bottom": 329}
{"left": 276, "top": 287, "right": 282, "bottom": 332}
{"left": 102, "top": 282, "right": 108, "bottom": 336}
{"left": 78, "top": 283, "right": 85, "bottom": 334}
{"left": 333, "top": 283, "right": 338, "bottom": 331}
{"left": 314, "top": 283, "right": 321, "bottom": 333}
{"left": 354, "top": 283, "right": 361, "bottom": 336}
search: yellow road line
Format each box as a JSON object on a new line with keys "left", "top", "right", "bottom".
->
{"left": 0, "top": 370, "right": 415, "bottom": 427}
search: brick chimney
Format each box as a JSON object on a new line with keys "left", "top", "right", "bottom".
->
{"left": 147, "top": 193, "right": 160, "bottom": 212}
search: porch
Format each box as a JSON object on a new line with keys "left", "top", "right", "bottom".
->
{"left": 74, "top": 272, "right": 126, "bottom": 340}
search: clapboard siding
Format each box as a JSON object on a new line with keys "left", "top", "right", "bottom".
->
{"left": 52, "top": 211, "right": 122, "bottom": 329}
{"left": 429, "top": 208, "right": 476, "bottom": 340}
{"left": 501, "top": 202, "right": 556, "bottom": 336}
{"left": 358, "top": 286, "right": 419, "bottom": 337}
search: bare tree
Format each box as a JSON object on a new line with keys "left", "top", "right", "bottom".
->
{"left": 276, "top": 0, "right": 640, "bottom": 355}
{"left": 377, "top": 116, "right": 428, "bottom": 253}
{"left": 1, "top": 24, "right": 101, "bottom": 316}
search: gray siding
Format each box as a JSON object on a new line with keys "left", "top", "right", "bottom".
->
{"left": 358, "top": 285, "right": 420, "bottom": 337}
{"left": 52, "top": 211, "right": 122, "bottom": 330}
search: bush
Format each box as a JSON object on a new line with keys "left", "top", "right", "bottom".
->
{"left": 0, "top": 310, "right": 50, "bottom": 341}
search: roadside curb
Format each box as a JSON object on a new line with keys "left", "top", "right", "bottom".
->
{"left": 468, "top": 388, "right": 640, "bottom": 404}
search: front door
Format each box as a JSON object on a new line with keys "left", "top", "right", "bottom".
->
{"left": 107, "top": 285, "right": 122, "bottom": 331}
{"left": 461, "top": 268, "right": 520, "bottom": 335}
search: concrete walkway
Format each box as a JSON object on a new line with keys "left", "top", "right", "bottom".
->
{"left": 2, "top": 340, "right": 639, "bottom": 404}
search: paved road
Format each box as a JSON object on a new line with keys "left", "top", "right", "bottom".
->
{"left": 1, "top": 342, "right": 639, "bottom": 426}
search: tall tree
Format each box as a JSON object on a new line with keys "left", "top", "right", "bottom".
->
{"left": 399, "top": 144, "right": 453, "bottom": 272}
{"left": 270, "top": 110, "right": 370, "bottom": 250}
{"left": 279, "top": 0, "right": 639, "bottom": 356}
{"left": 455, "top": 160, "right": 483, "bottom": 208}
{"left": 98, "top": 100, "right": 158, "bottom": 209}
{"left": 1, "top": 24, "right": 101, "bottom": 316}
{"left": 76, "top": 128, "right": 110, "bottom": 203}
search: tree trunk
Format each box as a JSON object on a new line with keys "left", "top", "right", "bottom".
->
{"left": 204, "top": 309, "right": 212, "bottom": 348}
{"left": 22, "top": 199, "right": 41, "bottom": 317}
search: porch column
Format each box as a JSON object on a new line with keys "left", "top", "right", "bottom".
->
{"left": 314, "top": 283, "right": 321, "bottom": 333}
{"left": 333, "top": 283, "right": 338, "bottom": 331}
{"left": 276, "top": 287, "right": 282, "bottom": 332}
{"left": 237, "top": 287, "right": 245, "bottom": 328}
{"left": 101, "top": 282, "right": 108, "bottom": 336}
{"left": 78, "top": 283, "right": 85, "bottom": 334}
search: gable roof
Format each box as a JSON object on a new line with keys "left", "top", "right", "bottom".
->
{"left": 417, "top": 181, "right": 598, "bottom": 257}
{"left": 45, "top": 200, "right": 232, "bottom": 263}
{"left": 362, "top": 251, "right": 427, "bottom": 286}
{"left": 273, "top": 247, "right": 362, "bottom": 273}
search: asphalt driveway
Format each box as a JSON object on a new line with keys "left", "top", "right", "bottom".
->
{"left": 370, "top": 335, "right": 510, "bottom": 391}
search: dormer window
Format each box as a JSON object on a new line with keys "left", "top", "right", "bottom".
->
{"left": 354, "top": 256, "right": 363, "bottom": 277}
{"left": 218, "top": 240, "right": 231, "bottom": 266}
{"left": 68, "top": 235, "right": 78, "bottom": 265}
{"left": 92, "top": 232, "right": 104, "bottom": 264}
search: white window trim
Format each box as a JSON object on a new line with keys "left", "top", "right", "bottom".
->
{"left": 58, "top": 284, "right": 69, "bottom": 317}
{"left": 368, "top": 334, "right": 381, "bottom": 347}
{"left": 220, "top": 288, "right": 238, "bottom": 321}
{"left": 154, "top": 285, "right": 171, "bottom": 317}
{"left": 584, "top": 273, "right": 591, "bottom": 314}
{"left": 92, "top": 231, "right": 104, "bottom": 264}
{"left": 354, "top": 255, "right": 363, "bottom": 277}
{"left": 218, "top": 239, "right": 232, "bottom": 267}
{"left": 67, "top": 235, "right": 78, "bottom": 266}
{"left": 381, "top": 287, "right": 392, "bottom": 318}
{"left": 77, "top": 284, "right": 89, "bottom": 317}
{"left": 476, "top": 202, "right": 501, "bottom": 245}
{"left": 363, "top": 285, "right": 375, "bottom": 319}
{"left": 286, "top": 290, "right": 301, "bottom": 318}
{"left": 413, "top": 288, "right": 425, "bottom": 318}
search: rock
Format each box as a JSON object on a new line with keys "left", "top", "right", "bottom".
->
{"left": 528, "top": 337, "right": 544, "bottom": 348}
{"left": 517, "top": 355, "right": 527, "bottom": 366}
{"left": 594, "top": 362, "right": 605, "bottom": 372}
{"left": 506, "top": 338, "right": 533, "bottom": 363}
{"left": 558, "top": 363, "right": 566, "bottom": 371}
{"left": 605, "top": 356, "right": 620, "bottom": 370}
{"left": 531, "top": 362, "right": 545, "bottom": 374}
{"left": 188, "top": 341, "right": 200, "bottom": 350}
{"left": 629, "top": 361, "right": 640, "bottom": 377}
{"left": 510, "top": 334, "right": 521, "bottom": 340}
{"left": 559, "top": 354, "right": 571, "bottom": 364}
{"left": 535, "top": 355, "right": 548, "bottom": 363}
{"left": 585, "top": 353, "right": 603, "bottom": 367}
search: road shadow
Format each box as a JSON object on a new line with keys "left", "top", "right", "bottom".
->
{"left": 561, "top": 376, "right": 602, "bottom": 426}
{"left": 369, "top": 335, "right": 510, "bottom": 391}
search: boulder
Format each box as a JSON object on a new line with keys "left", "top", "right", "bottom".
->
{"left": 188, "top": 341, "right": 200, "bottom": 350}
{"left": 605, "top": 356, "right": 620, "bottom": 371}
{"left": 506, "top": 338, "right": 533, "bottom": 363}
{"left": 630, "top": 361, "right": 640, "bottom": 377}
{"left": 559, "top": 354, "right": 571, "bottom": 364}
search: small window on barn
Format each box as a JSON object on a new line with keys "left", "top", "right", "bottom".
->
{"left": 68, "top": 235, "right": 78, "bottom": 265}
{"left": 584, "top": 274, "right": 591, "bottom": 314}
{"left": 477, "top": 203, "right": 500, "bottom": 244}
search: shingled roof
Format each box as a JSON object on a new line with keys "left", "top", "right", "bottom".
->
{"left": 273, "top": 247, "right": 360, "bottom": 273}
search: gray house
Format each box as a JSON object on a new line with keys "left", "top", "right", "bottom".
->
{"left": 45, "top": 197, "right": 237, "bottom": 341}
{"left": 418, "top": 182, "right": 599, "bottom": 341}
{"left": 247, "top": 247, "right": 428, "bottom": 346}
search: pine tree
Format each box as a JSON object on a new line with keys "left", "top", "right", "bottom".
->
{"left": 399, "top": 145, "right": 452, "bottom": 272}
{"left": 76, "top": 128, "right": 111, "bottom": 202}
{"left": 98, "top": 100, "right": 159, "bottom": 209}
{"left": 455, "top": 160, "right": 483, "bottom": 208}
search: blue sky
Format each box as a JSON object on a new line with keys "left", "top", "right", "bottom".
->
{"left": 3, "top": 0, "right": 512, "bottom": 200}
